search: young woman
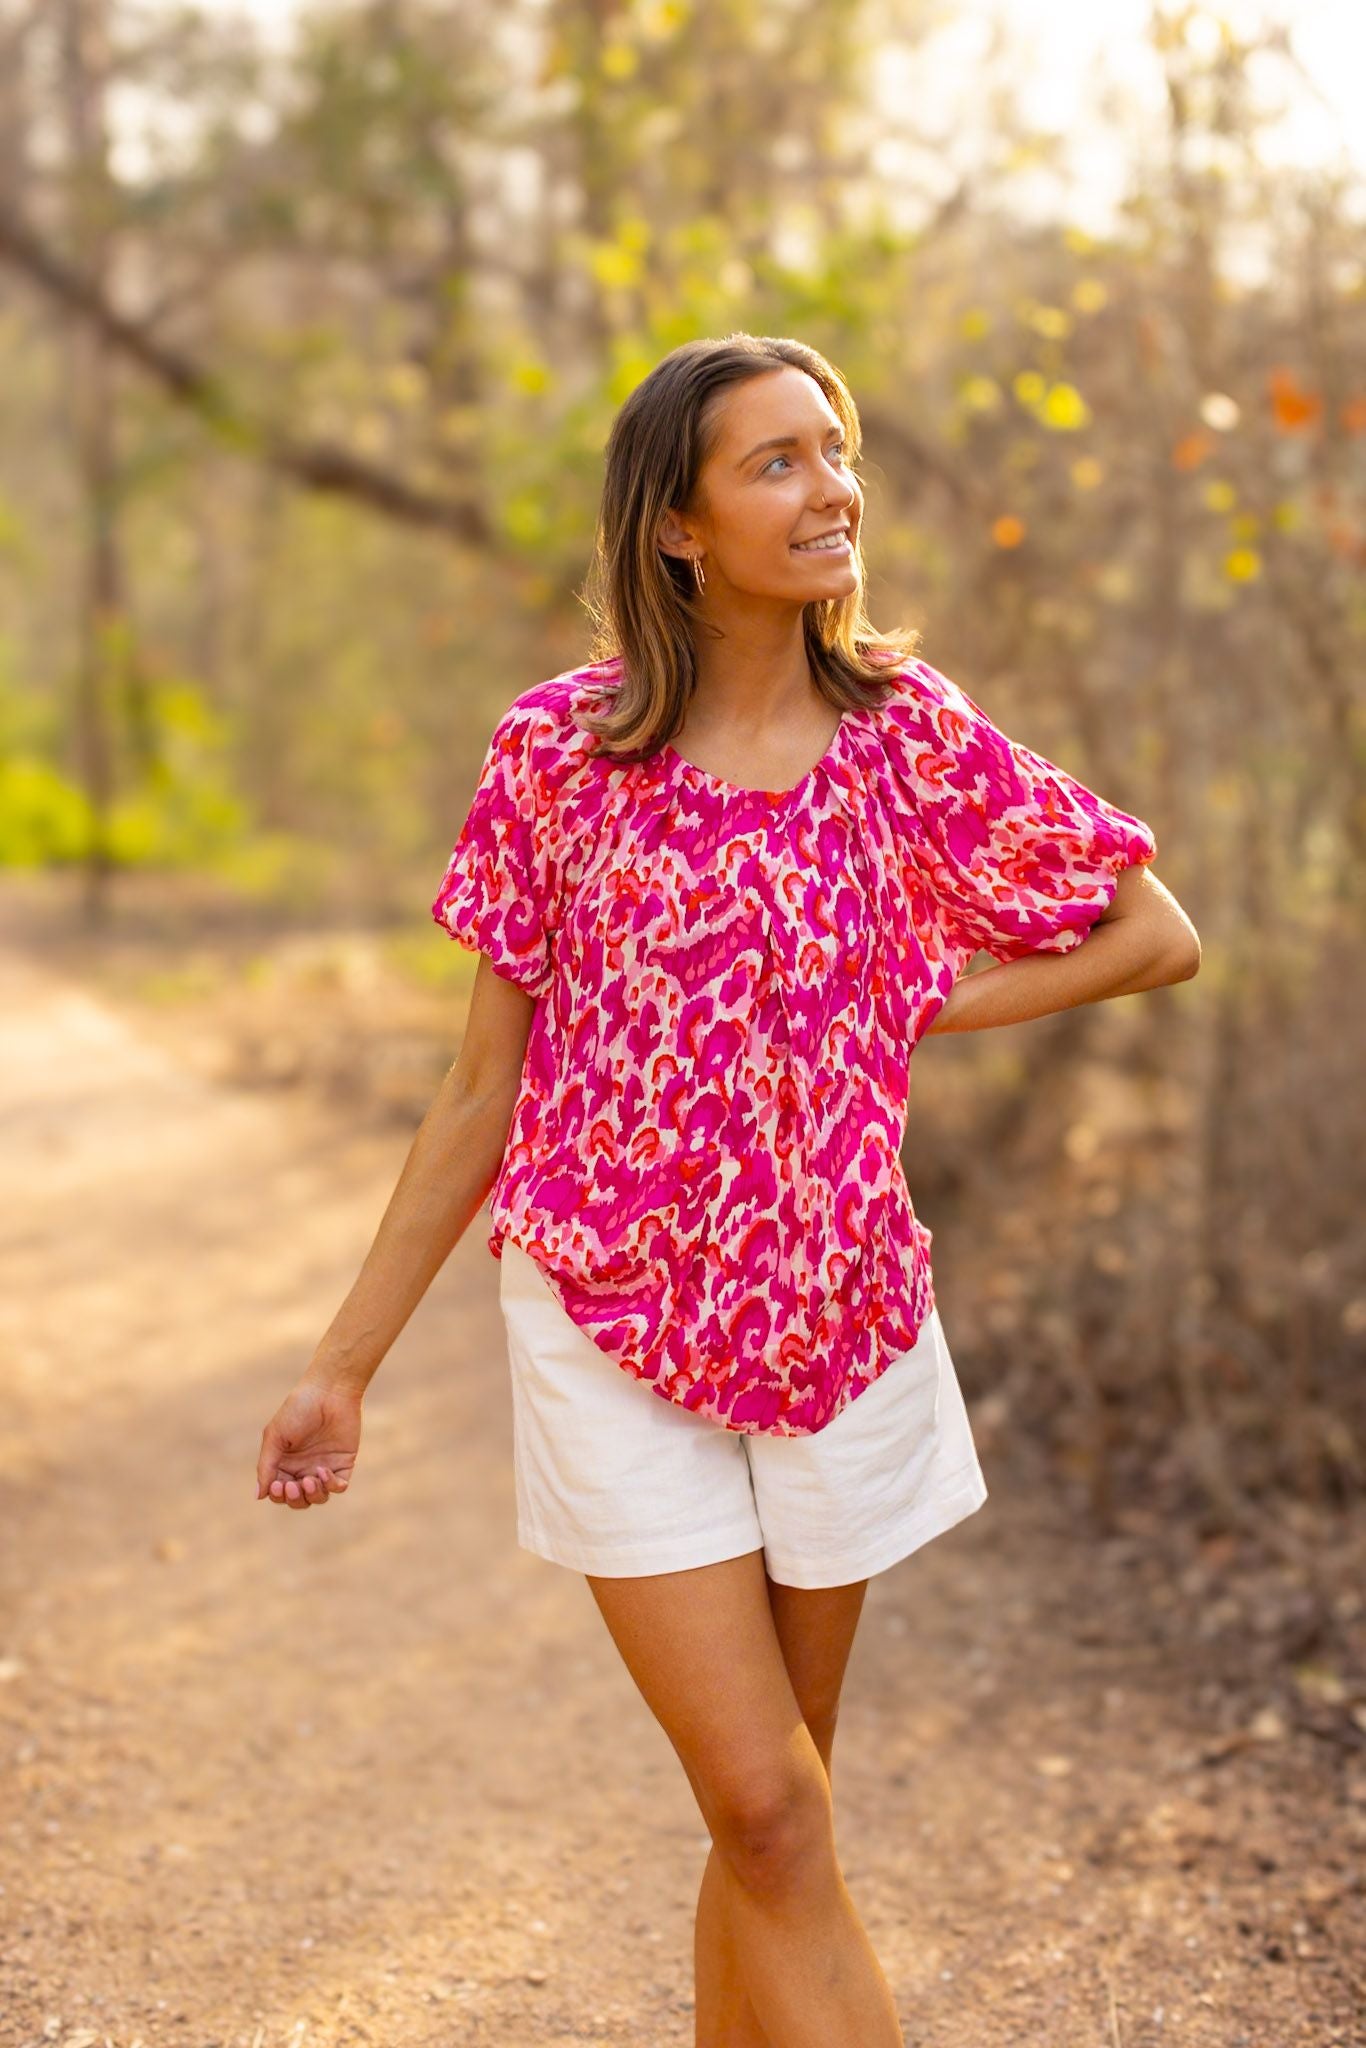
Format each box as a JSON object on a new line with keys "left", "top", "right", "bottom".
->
{"left": 255, "top": 334, "right": 1199, "bottom": 2046}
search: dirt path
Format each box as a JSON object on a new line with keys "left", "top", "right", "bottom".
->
{"left": 1, "top": 937, "right": 1362, "bottom": 2048}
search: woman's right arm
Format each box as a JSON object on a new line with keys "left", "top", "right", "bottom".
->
{"left": 255, "top": 954, "right": 537, "bottom": 1508}
{"left": 300, "top": 951, "right": 537, "bottom": 1398}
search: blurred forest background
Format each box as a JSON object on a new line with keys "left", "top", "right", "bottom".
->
{"left": 2, "top": 0, "right": 1363, "bottom": 1539}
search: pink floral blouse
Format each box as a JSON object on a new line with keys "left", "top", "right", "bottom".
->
{"left": 431, "top": 655, "right": 1157, "bottom": 1436}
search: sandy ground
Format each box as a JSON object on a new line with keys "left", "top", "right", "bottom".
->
{"left": 1, "top": 928, "right": 1364, "bottom": 2048}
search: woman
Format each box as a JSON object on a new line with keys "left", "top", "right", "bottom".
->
{"left": 255, "top": 334, "right": 1199, "bottom": 2046}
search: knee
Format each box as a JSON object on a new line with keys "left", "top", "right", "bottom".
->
{"left": 708, "top": 1764, "right": 835, "bottom": 1897}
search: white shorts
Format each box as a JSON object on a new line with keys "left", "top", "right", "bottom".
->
{"left": 498, "top": 1238, "right": 989, "bottom": 1589}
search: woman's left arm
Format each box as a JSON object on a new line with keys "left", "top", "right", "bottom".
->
{"left": 926, "top": 863, "right": 1200, "bottom": 1034}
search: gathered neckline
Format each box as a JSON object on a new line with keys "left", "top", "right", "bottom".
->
{"left": 660, "top": 710, "right": 851, "bottom": 801}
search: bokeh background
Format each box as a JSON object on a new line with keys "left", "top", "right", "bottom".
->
{"left": 2, "top": 4, "right": 1364, "bottom": 2045}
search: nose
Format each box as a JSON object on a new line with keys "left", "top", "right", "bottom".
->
{"left": 816, "top": 460, "right": 857, "bottom": 509}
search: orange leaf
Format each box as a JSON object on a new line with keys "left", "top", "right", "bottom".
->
{"left": 1172, "top": 429, "right": 1215, "bottom": 471}
{"left": 1269, "top": 366, "right": 1322, "bottom": 432}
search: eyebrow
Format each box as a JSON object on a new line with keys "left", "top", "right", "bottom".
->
{"left": 736, "top": 426, "right": 844, "bottom": 468}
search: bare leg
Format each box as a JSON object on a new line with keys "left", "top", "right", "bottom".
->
{"left": 587, "top": 1553, "right": 901, "bottom": 2048}
{"left": 694, "top": 1843, "right": 763, "bottom": 2048}
{"left": 693, "top": 1571, "right": 868, "bottom": 2048}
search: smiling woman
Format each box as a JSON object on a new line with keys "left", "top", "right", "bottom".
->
{"left": 427, "top": 639, "right": 1160, "bottom": 1444}
{"left": 259, "top": 330, "right": 1189, "bottom": 2048}
{"left": 573, "top": 333, "right": 923, "bottom": 775}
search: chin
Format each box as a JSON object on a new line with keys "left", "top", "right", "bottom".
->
{"left": 792, "top": 561, "right": 859, "bottom": 585}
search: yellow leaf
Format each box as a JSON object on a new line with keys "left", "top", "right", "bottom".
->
{"left": 1026, "top": 304, "right": 1073, "bottom": 339}
{"left": 1040, "top": 382, "right": 1091, "bottom": 430}
{"left": 1072, "top": 278, "right": 1108, "bottom": 314}
{"left": 510, "top": 360, "right": 551, "bottom": 396}
{"left": 505, "top": 493, "right": 549, "bottom": 545}
{"left": 589, "top": 240, "right": 642, "bottom": 289}
{"left": 959, "top": 375, "right": 1003, "bottom": 414}
{"left": 639, "top": 0, "right": 687, "bottom": 40}
{"left": 1224, "top": 547, "right": 1262, "bottom": 582}
{"left": 601, "top": 39, "right": 638, "bottom": 80}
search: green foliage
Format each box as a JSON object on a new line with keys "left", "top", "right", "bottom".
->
{"left": 0, "top": 662, "right": 265, "bottom": 874}
{"left": 384, "top": 924, "right": 478, "bottom": 991}
{"left": 0, "top": 756, "right": 92, "bottom": 864}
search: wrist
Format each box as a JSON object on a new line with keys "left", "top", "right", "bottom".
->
{"left": 301, "top": 1354, "right": 370, "bottom": 1399}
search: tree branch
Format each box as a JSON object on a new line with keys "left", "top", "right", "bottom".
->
{"left": 0, "top": 197, "right": 490, "bottom": 542}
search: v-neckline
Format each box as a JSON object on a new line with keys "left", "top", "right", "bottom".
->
{"left": 661, "top": 712, "right": 849, "bottom": 802}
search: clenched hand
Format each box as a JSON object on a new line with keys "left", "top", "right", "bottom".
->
{"left": 256, "top": 1379, "right": 362, "bottom": 1509}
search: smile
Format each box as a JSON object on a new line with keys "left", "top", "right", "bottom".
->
{"left": 791, "top": 534, "right": 852, "bottom": 555}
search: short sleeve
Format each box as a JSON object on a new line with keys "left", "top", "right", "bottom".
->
{"left": 907, "top": 661, "right": 1158, "bottom": 964}
{"left": 430, "top": 703, "right": 555, "bottom": 1000}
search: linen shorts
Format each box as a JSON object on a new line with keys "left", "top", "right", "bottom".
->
{"left": 498, "top": 1239, "right": 989, "bottom": 1589}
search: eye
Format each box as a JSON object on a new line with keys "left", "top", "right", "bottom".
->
{"left": 762, "top": 441, "right": 850, "bottom": 476}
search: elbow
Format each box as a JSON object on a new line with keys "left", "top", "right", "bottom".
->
{"left": 1166, "top": 932, "right": 1202, "bottom": 983}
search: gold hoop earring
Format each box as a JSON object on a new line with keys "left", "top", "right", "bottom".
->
{"left": 691, "top": 553, "right": 706, "bottom": 594}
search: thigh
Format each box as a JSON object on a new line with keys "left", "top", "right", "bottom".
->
{"left": 585, "top": 1548, "right": 833, "bottom": 1833}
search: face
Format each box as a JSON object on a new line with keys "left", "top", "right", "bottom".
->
{"left": 659, "top": 365, "right": 863, "bottom": 604}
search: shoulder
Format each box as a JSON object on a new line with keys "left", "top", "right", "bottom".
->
{"left": 488, "top": 662, "right": 619, "bottom": 782}
{"left": 878, "top": 656, "right": 981, "bottom": 724}
{"left": 867, "top": 656, "right": 987, "bottom": 760}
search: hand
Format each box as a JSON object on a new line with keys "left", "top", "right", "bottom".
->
{"left": 256, "top": 1378, "right": 362, "bottom": 1509}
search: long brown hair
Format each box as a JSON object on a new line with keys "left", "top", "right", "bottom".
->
{"left": 573, "top": 334, "right": 923, "bottom": 759}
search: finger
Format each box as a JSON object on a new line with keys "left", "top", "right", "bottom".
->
{"left": 317, "top": 1463, "right": 348, "bottom": 1494}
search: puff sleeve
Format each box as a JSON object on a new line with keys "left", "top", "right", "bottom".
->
{"left": 430, "top": 702, "right": 556, "bottom": 1000}
{"left": 907, "top": 661, "right": 1158, "bottom": 964}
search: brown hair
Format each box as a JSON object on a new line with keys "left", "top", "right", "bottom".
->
{"left": 572, "top": 333, "right": 923, "bottom": 759}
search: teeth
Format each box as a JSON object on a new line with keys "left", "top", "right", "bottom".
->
{"left": 792, "top": 534, "right": 849, "bottom": 552}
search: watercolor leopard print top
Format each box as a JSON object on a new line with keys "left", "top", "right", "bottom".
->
{"left": 431, "top": 655, "right": 1157, "bottom": 1436}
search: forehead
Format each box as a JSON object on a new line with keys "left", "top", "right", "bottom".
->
{"left": 710, "top": 366, "right": 842, "bottom": 450}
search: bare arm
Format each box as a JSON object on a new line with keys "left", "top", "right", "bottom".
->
{"left": 926, "top": 862, "right": 1200, "bottom": 1035}
{"left": 255, "top": 953, "right": 537, "bottom": 1506}
{"left": 305, "top": 954, "right": 537, "bottom": 1395}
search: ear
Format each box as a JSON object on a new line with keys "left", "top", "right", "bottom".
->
{"left": 656, "top": 509, "right": 696, "bottom": 559}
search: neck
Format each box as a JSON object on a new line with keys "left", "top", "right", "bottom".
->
{"left": 687, "top": 617, "right": 817, "bottom": 734}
